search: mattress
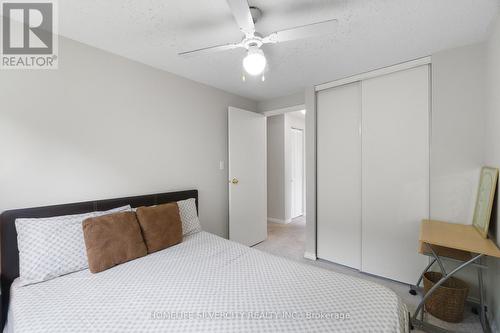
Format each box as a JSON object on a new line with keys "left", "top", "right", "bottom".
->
{"left": 5, "top": 231, "right": 408, "bottom": 333}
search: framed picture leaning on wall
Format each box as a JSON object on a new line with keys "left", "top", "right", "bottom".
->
{"left": 472, "top": 166, "right": 499, "bottom": 238}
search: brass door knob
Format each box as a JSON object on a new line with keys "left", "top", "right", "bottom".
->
{"left": 231, "top": 178, "right": 239, "bottom": 184}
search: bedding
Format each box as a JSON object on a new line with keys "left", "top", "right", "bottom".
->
{"left": 15, "top": 205, "right": 131, "bottom": 286}
{"left": 177, "top": 198, "right": 201, "bottom": 235}
{"left": 136, "top": 203, "right": 182, "bottom": 253}
{"left": 83, "top": 211, "right": 147, "bottom": 273}
{"left": 5, "top": 231, "right": 408, "bottom": 333}
{"left": 131, "top": 199, "right": 200, "bottom": 236}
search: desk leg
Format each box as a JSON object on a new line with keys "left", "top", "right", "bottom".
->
{"left": 411, "top": 258, "right": 436, "bottom": 295}
{"left": 426, "top": 243, "right": 447, "bottom": 276}
{"left": 412, "top": 253, "right": 484, "bottom": 324}
{"left": 410, "top": 256, "right": 436, "bottom": 322}
{"left": 477, "top": 266, "right": 488, "bottom": 332}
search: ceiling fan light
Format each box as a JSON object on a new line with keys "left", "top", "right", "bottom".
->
{"left": 243, "top": 47, "right": 266, "bottom": 76}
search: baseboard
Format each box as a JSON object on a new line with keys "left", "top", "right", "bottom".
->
{"left": 304, "top": 251, "right": 317, "bottom": 260}
{"left": 267, "top": 217, "right": 292, "bottom": 224}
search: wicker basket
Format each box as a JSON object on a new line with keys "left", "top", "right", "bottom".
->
{"left": 423, "top": 271, "right": 469, "bottom": 323}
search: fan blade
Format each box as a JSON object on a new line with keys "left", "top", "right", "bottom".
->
{"left": 263, "top": 19, "right": 338, "bottom": 44}
{"left": 226, "top": 0, "right": 255, "bottom": 36}
{"left": 179, "top": 43, "right": 242, "bottom": 57}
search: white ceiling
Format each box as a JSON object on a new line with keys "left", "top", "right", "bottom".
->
{"left": 59, "top": 0, "right": 499, "bottom": 101}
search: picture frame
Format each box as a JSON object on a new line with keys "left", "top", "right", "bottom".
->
{"left": 472, "top": 166, "right": 499, "bottom": 238}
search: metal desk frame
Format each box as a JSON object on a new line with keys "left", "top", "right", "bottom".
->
{"left": 410, "top": 243, "right": 489, "bottom": 333}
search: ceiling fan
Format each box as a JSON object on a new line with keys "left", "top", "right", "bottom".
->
{"left": 178, "top": 0, "right": 338, "bottom": 80}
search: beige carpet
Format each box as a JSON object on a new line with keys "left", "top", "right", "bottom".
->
{"left": 253, "top": 217, "right": 484, "bottom": 333}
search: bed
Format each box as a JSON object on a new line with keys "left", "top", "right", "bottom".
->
{"left": 1, "top": 190, "right": 409, "bottom": 332}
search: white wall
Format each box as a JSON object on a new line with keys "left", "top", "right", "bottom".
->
{"left": 431, "top": 43, "right": 486, "bottom": 224}
{"left": 0, "top": 37, "right": 257, "bottom": 238}
{"left": 485, "top": 15, "right": 500, "bottom": 333}
{"left": 267, "top": 115, "right": 286, "bottom": 221}
{"left": 430, "top": 43, "right": 487, "bottom": 299}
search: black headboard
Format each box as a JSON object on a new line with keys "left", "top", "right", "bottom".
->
{"left": 0, "top": 189, "right": 198, "bottom": 327}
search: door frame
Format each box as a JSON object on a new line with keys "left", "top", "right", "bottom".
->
{"left": 261, "top": 104, "right": 305, "bottom": 117}
{"left": 263, "top": 106, "right": 307, "bottom": 225}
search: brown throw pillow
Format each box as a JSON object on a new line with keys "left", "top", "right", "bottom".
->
{"left": 136, "top": 202, "right": 182, "bottom": 253}
{"left": 83, "top": 211, "right": 147, "bottom": 273}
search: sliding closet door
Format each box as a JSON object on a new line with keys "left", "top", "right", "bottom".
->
{"left": 361, "top": 65, "right": 429, "bottom": 284}
{"left": 317, "top": 82, "right": 362, "bottom": 269}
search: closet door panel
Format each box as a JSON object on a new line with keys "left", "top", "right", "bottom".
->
{"left": 317, "top": 82, "right": 362, "bottom": 269}
{"left": 361, "top": 65, "right": 429, "bottom": 284}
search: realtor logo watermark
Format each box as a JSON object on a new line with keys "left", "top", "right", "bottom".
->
{"left": 1, "top": 0, "right": 58, "bottom": 69}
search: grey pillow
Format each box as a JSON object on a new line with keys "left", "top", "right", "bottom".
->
{"left": 177, "top": 198, "right": 202, "bottom": 236}
{"left": 16, "top": 205, "right": 131, "bottom": 286}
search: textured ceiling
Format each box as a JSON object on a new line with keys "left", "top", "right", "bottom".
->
{"left": 59, "top": 0, "right": 499, "bottom": 101}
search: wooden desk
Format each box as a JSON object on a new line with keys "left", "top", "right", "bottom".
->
{"left": 411, "top": 219, "right": 500, "bottom": 333}
{"left": 419, "top": 220, "right": 500, "bottom": 258}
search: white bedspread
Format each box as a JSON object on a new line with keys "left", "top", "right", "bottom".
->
{"left": 5, "top": 231, "right": 408, "bottom": 332}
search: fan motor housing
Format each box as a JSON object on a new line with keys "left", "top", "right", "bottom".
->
{"left": 242, "top": 35, "right": 263, "bottom": 49}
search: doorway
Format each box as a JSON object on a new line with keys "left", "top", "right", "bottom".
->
{"left": 255, "top": 107, "right": 307, "bottom": 260}
{"left": 227, "top": 105, "right": 306, "bottom": 253}
{"left": 265, "top": 109, "right": 306, "bottom": 223}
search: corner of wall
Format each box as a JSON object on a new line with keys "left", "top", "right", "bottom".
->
{"left": 304, "top": 86, "right": 317, "bottom": 257}
{"left": 257, "top": 91, "right": 306, "bottom": 113}
{"left": 485, "top": 12, "right": 500, "bottom": 333}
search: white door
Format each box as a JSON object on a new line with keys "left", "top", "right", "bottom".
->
{"left": 361, "top": 65, "right": 429, "bottom": 284}
{"left": 317, "top": 82, "right": 362, "bottom": 269}
{"left": 291, "top": 128, "right": 304, "bottom": 218}
{"left": 228, "top": 107, "right": 267, "bottom": 246}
